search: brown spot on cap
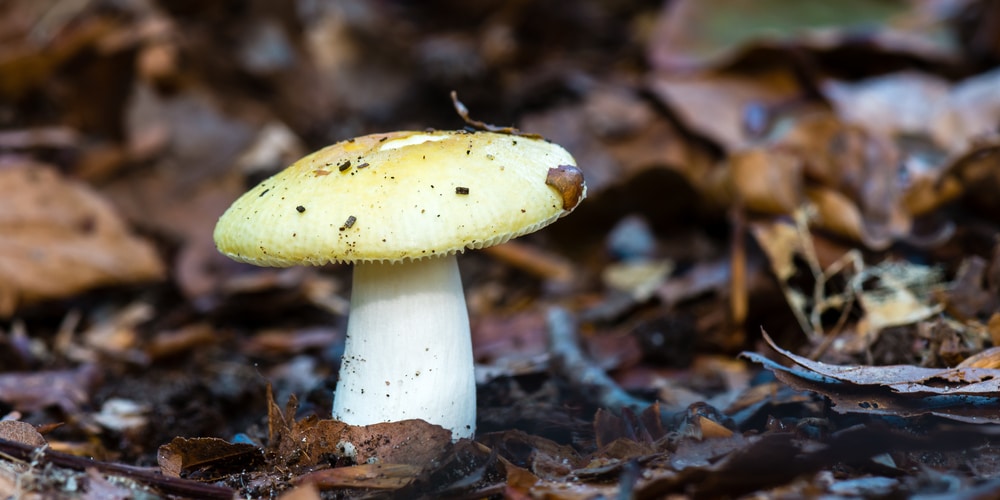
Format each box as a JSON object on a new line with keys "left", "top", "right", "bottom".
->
{"left": 545, "top": 165, "right": 585, "bottom": 211}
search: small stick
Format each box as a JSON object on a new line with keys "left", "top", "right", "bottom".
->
{"left": 481, "top": 241, "right": 574, "bottom": 284}
{"left": 546, "top": 307, "right": 651, "bottom": 414}
{"left": 450, "top": 91, "right": 541, "bottom": 138}
{"left": 0, "top": 438, "right": 236, "bottom": 499}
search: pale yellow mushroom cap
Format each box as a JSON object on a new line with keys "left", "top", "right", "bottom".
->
{"left": 214, "top": 130, "right": 586, "bottom": 266}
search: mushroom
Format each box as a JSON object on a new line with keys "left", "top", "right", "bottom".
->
{"left": 214, "top": 130, "right": 585, "bottom": 440}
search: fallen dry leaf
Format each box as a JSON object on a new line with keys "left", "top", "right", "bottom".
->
{"left": 853, "top": 261, "right": 945, "bottom": 336}
{"left": 0, "top": 421, "right": 46, "bottom": 447}
{"left": 241, "top": 327, "right": 339, "bottom": 358}
{"left": 941, "top": 139, "right": 1000, "bottom": 224}
{"left": 477, "top": 430, "right": 584, "bottom": 481}
{"left": 822, "top": 71, "right": 951, "bottom": 142}
{"left": 0, "top": 7, "right": 122, "bottom": 101}
{"left": 957, "top": 346, "right": 1000, "bottom": 370}
{"left": 157, "top": 437, "right": 262, "bottom": 479}
{"left": 729, "top": 147, "right": 804, "bottom": 214}
{"left": 340, "top": 420, "right": 455, "bottom": 466}
{"left": 641, "top": 423, "right": 988, "bottom": 498}
{"left": 823, "top": 67, "right": 1000, "bottom": 155}
{"left": 647, "top": 68, "right": 804, "bottom": 152}
{"left": 0, "top": 162, "right": 164, "bottom": 316}
{"left": 593, "top": 403, "right": 665, "bottom": 449}
{"left": 265, "top": 388, "right": 453, "bottom": 471}
{"left": 0, "top": 364, "right": 101, "bottom": 413}
{"left": 297, "top": 463, "right": 421, "bottom": 491}
{"left": 744, "top": 331, "right": 1000, "bottom": 423}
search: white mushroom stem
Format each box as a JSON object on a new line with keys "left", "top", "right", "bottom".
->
{"left": 332, "top": 255, "right": 476, "bottom": 440}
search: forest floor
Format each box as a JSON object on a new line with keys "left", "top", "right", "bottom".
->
{"left": 2, "top": 1, "right": 1000, "bottom": 498}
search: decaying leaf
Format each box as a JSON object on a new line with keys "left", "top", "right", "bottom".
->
{"left": 3, "top": 1, "right": 1000, "bottom": 498}
{"left": 594, "top": 403, "right": 665, "bottom": 449}
{"left": 0, "top": 421, "right": 46, "bottom": 447}
{"left": 752, "top": 215, "right": 946, "bottom": 348}
{"left": 0, "top": 163, "right": 164, "bottom": 316}
{"left": 729, "top": 148, "right": 804, "bottom": 215}
{"left": 477, "top": 430, "right": 584, "bottom": 481}
{"left": 157, "top": 437, "right": 262, "bottom": 479}
{"left": 647, "top": 68, "right": 805, "bottom": 151}
{"left": 822, "top": 72, "right": 951, "bottom": 142}
{"left": 751, "top": 217, "right": 853, "bottom": 342}
{"left": 744, "top": 331, "right": 1000, "bottom": 423}
{"left": 958, "top": 346, "right": 1000, "bottom": 370}
{"left": 640, "top": 423, "right": 990, "bottom": 498}
{"left": 263, "top": 387, "right": 453, "bottom": 472}
{"left": 852, "top": 261, "right": 946, "bottom": 335}
{"left": 296, "top": 463, "right": 421, "bottom": 490}
{"left": 808, "top": 67, "right": 992, "bottom": 159}
{"left": 0, "top": 364, "right": 101, "bottom": 413}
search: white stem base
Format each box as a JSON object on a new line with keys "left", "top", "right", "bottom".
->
{"left": 332, "top": 256, "right": 476, "bottom": 440}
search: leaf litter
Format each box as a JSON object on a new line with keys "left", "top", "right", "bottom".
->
{"left": 2, "top": 0, "right": 1000, "bottom": 498}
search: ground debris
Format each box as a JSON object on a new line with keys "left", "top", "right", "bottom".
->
{"left": 2, "top": 0, "right": 1000, "bottom": 497}
{"left": 0, "top": 163, "right": 164, "bottom": 317}
{"left": 0, "top": 364, "right": 100, "bottom": 413}
{"left": 745, "top": 331, "right": 1000, "bottom": 423}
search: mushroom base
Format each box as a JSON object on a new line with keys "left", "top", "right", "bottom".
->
{"left": 332, "top": 256, "right": 476, "bottom": 440}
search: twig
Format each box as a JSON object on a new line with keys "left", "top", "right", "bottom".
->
{"left": 0, "top": 438, "right": 236, "bottom": 499}
{"left": 481, "top": 241, "right": 574, "bottom": 284}
{"left": 450, "top": 91, "right": 541, "bottom": 138}
{"left": 546, "top": 307, "right": 651, "bottom": 414}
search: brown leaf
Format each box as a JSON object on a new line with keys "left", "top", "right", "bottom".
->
{"left": 499, "top": 457, "right": 540, "bottom": 498}
{"left": 264, "top": 386, "right": 451, "bottom": 469}
{"left": 145, "top": 323, "right": 220, "bottom": 361}
{"left": 297, "top": 463, "right": 421, "bottom": 490}
{"left": 0, "top": 364, "right": 100, "bottom": 413}
{"left": 942, "top": 139, "right": 1000, "bottom": 224}
{"left": 0, "top": 163, "right": 164, "bottom": 316}
{"left": 340, "top": 419, "right": 454, "bottom": 466}
{"left": 477, "top": 430, "right": 584, "bottom": 480}
{"left": 990, "top": 313, "right": 1000, "bottom": 347}
{"left": 729, "top": 147, "right": 804, "bottom": 214}
{"left": 647, "top": 423, "right": 992, "bottom": 498}
{"left": 823, "top": 72, "right": 950, "bottom": 143}
{"left": 594, "top": 403, "right": 665, "bottom": 448}
{"left": 156, "top": 437, "right": 262, "bottom": 478}
{"left": 0, "top": 11, "right": 120, "bottom": 100}
{"left": 698, "top": 416, "right": 734, "bottom": 439}
{"left": 932, "top": 67, "right": 1000, "bottom": 152}
{"left": 942, "top": 256, "right": 998, "bottom": 321}
{"left": 0, "top": 420, "right": 46, "bottom": 447}
{"left": 241, "top": 327, "right": 340, "bottom": 358}
{"left": 647, "top": 69, "right": 803, "bottom": 152}
{"left": 957, "top": 346, "right": 1000, "bottom": 370}
{"left": 471, "top": 309, "right": 548, "bottom": 365}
